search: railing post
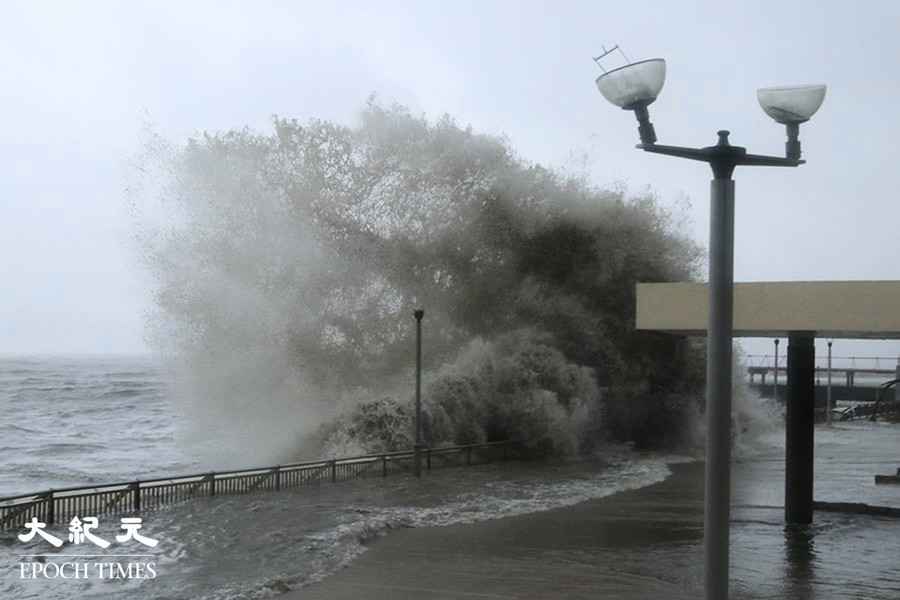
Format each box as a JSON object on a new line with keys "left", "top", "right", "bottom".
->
{"left": 502, "top": 442, "right": 508, "bottom": 461}
{"left": 208, "top": 473, "right": 216, "bottom": 497}
{"left": 466, "top": 446, "right": 472, "bottom": 466}
{"left": 331, "top": 460, "right": 337, "bottom": 483}
{"left": 426, "top": 449, "right": 431, "bottom": 471}
{"left": 382, "top": 455, "right": 387, "bottom": 477}
{"left": 132, "top": 482, "right": 141, "bottom": 512}
{"left": 46, "top": 491, "right": 55, "bottom": 525}
{"left": 274, "top": 466, "right": 281, "bottom": 491}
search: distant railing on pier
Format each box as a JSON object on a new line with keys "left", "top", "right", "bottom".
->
{"left": 745, "top": 353, "right": 899, "bottom": 372}
{"left": 745, "top": 353, "right": 900, "bottom": 390}
{"left": 0, "top": 440, "right": 521, "bottom": 532}
{"left": 745, "top": 354, "right": 899, "bottom": 365}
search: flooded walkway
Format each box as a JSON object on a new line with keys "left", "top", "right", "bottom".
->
{"left": 296, "top": 424, "right": 900, "bottom": 600}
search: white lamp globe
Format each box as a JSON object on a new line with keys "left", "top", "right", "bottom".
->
{"left": 595, "top": 58, "right": 666, "bottom": 109}
{"left": 757, "top": 84, "right": 827, "bottom": 124}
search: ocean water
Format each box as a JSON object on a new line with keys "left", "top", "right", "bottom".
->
{"left": 0, "top": 355, "right": 197, "bottom": 496}
{"left": 1, "top": 355, "right": 899, "bottom": 599}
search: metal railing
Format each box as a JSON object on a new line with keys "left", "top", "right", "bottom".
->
{"left": 0, "top": 440, "right": 519, "bottom": 532}
{"left": 745, "top": 354, "right": 899, "bottom": 370}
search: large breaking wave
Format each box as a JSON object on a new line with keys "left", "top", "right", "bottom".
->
{"left": 129, "top": 101, "right": 705, "bottom": 465}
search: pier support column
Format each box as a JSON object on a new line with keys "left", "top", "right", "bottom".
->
{"left": 785, "top": 332, "right": 815, "bottom": 524}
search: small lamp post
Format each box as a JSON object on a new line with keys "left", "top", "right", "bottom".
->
{"left": 594, "top": 52, "right": 825, "bottom": 600}
{"left": 827, "top": 340, "right": 833, "bottom": 425}
{"left": 774, "top": 338, "right": 780, "bottom": 402}
{"left": 413, "top": 309, "right": 424, "bottom": 478}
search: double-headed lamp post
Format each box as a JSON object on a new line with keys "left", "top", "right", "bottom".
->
{"left": 594, "top": 55, "right": 826, "bottom": 600}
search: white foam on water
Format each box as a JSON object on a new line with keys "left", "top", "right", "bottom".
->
{"left": 221, "top": 456, "right": 675, "bottom": 599}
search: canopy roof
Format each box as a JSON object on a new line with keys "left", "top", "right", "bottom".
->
{"left": 636, "top": 281, "right": 900, "bottom": 339}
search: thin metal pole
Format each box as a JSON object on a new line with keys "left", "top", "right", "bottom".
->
{"left": 827, "top": 341, "right": 833, "bottom": 426}
{"left": 413, "top": 309, "right": 424, "bottom": 478}
{"left": 895, "top": 357, "right": 900, "bottom": 405}
{"left": 705, "top": 177, "right": 735, "bottom": 600}
{"left": 774, "top": 339, "right": 779, "bottom": 402}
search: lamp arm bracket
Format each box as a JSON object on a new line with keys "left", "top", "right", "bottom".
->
{"left": 738, "top": 154, "right": 804, "bottom": 168}
{"left": 637, "top": 145, "right": 804, "bottom": 169}
{"left": 636, "top": 143, "right": 710, "bottom": 162}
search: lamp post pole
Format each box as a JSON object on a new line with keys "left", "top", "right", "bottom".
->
{"left": 706, "top": 161, "right": 735, "bottom": 600}
{"left": 594, "top": 57, "right": 825, "bottom": 600}
{"left": 633, "top": 131, "right": 808, "bottom": 600}
{"left": 827, "top": 341, "right": 833, "bottom": 426}
{"left": 413, "top": 309, "right": 424, "bottom": 478}
{"left": 896, "top": 356, "right": 900, "bottom": 405}
{"left": 774, "top": 338, "right": 780, "bottom": 402}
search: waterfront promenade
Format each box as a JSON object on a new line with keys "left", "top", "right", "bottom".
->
{"left": 296, "top": 463, "right": 707, "bottom": 600}
{"left": 294, "top": 424, "right": 900, "bottom": 600}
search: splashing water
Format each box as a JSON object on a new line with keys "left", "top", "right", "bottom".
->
{"left": 128, "top": 102, "right": 704, "bottom": 462}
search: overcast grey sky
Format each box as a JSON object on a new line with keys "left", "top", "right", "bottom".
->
{"left": 2, "top": 0, "right": 899, "bottom": 362}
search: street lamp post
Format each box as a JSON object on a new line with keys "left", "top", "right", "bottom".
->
{"left": 774, "top": 338, "right": 780, "bottom": 402}
{"left": 413, "top": 309, "right": 424, "bottom": 478}
{"left": 594, "top": 53, "right": 825, "bottom": 600}
{"left": 827, "top": 341, "right": 833, "bottom": 426}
